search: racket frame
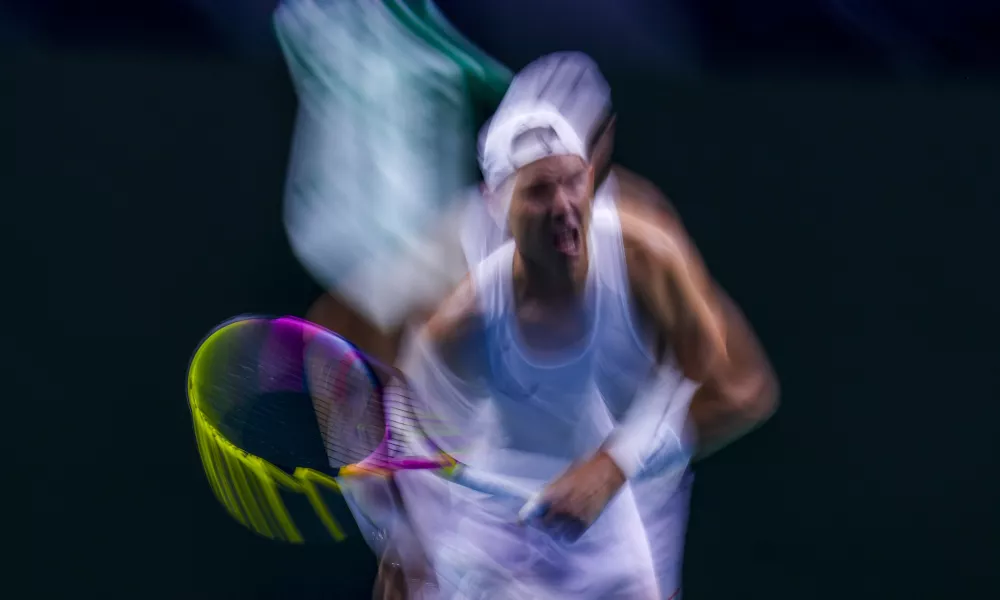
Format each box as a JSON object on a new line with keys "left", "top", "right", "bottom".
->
{"left": 189, "top": 315, "right": 542, "bottom": 518}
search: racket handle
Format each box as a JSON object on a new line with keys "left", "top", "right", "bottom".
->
{"left": 447, "top": 465, "right": 535, "bottom": 503}
{"left": 446, "top": 466, "right": 546, "bottom": 525}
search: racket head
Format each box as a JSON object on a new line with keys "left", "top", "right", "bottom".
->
{"left": 188, "top": 315, "right": 334, "bottom": 472}
{"left": 187, "top": 314, "right": 384, "bottom": 544}
{"left": 187, "top": 314, "right": 495, "bottom": 548}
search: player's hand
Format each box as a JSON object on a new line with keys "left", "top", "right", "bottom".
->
{"left": 529, "top": 450, "right": 627, "bottom": 541}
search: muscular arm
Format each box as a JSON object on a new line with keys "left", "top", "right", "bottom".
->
{"left": 620, "top": 203, "right": 728, "bottom": 382}
{"left": 688, "top": 289, "right": 779, "bottom": 459}
{"left": 617, "top": 175, "right": 779, "bottom": 460}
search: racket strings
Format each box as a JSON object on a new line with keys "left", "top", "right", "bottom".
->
{"left": 193, "top": 321, "right": 335, "bottom": 473}
{"left": 385, "top": 379, "right": 467, "bottom": 453}
{"left": 306, "top": 339, "right": 387, "bottom": 468}
{"left": 382, "top": 380, "right": 418, "bottom": 461}
{"left": 371, "top": 378, "right": 466, "bottom": 471}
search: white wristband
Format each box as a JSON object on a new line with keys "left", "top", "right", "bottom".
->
{"left": 606, "top": 421, "right": 697, "bottom": 480}
{"left": 604, "top": 434, "right": 647, "bottom": 480}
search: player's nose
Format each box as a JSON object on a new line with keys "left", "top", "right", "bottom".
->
{"left": 551, "top": 187, "right": 573, "bottom": 219}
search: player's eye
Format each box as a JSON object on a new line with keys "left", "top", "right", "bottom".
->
{"left": 525, "top": 183, "right": 552, "bottom": 200}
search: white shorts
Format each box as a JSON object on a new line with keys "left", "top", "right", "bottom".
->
{"left": 420, "top": 480, "right": 660, "bottom": 599}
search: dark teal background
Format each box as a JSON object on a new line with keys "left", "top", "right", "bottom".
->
{"left": 8, "top": 46, "right": 998, "bottom": 599}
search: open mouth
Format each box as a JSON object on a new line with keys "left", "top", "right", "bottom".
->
{"left": 553, "top": 227, "right": 581, "bottom": 256}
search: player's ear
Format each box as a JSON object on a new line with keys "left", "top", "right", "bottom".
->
{"left": 590, "top": 113, "right": 616, "bottom": 187}
{"left": 591, "top": 115, "right": 615, "bottom": 167}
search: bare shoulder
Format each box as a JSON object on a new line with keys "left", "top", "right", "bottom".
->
{"left": 613, "top": 165, "right": 680, "bottom": 221}
{"left": 614, "top": 167, "right": 718, "bottom": 325}
{"left": 422, "top": 275, "right": 484, "bottom": 348}
{"left": 614, "top": 191, "right": 690, "bottom": 339}
{"left": 612, "top": 167, "right": 684, "bottom": 261}
{"left": 617, "top": 204, "right": 688, "bottom": 283}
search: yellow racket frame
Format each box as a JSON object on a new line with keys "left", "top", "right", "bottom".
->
{"left": 187, "top": 317, "right": 350, "bottom": 543}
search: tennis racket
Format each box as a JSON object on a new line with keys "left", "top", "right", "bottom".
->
{"left": 187, "top": 315, "right": 541, "bottom": 544}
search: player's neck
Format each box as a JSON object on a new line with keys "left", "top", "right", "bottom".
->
{"left": 513, "top": 249, "right": 589, "bottom": 305}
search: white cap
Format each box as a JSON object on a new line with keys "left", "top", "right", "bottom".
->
{"left": 478, "top": 52, "right": 612, "bottom": 193}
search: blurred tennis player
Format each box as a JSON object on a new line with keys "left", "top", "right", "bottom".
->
{"left": 361, "top": 53, "right": 779, "bottom": 599}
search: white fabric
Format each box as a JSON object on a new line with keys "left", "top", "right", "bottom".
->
{"left": 478, "top": 52, "right": 611, "bottom": 192}
{"left": 604, "top": 373, "right": 697, "bottom": 480}
{"left": 459, "top": 185, "right": 509, "bottom": 270}
{"left": 276, "top": 0, "right": 472, "bottom": 330}
{"left": 384, "top": 179, "right": 694, "bottom": 598}
{"left": 479, "top": 103, "right": 587, "bottom": 194}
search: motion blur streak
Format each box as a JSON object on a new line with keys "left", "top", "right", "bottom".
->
{"left": 276, "top": 0, "right": 510, "bottom": 331}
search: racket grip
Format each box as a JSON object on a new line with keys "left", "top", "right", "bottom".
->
{"left": 448, "top": 466, "right": 535, "bottom": 503}
{"left": 447, "top": 467, "right": 547, "bottom": 526}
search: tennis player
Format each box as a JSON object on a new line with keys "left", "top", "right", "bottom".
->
{"left": 370, "top": 53, "right": 779, "bottom": 599}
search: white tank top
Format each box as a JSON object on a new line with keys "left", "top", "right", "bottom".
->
{"left": 467, "top": 182, "right": 663, "bottom": 479}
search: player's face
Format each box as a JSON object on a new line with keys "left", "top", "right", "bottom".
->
{"left": 508, "top": 154, "right": 594, "bottom": 269}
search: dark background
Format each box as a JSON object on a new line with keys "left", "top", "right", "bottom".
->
{"left": 6, "top": 1, "right": 999, "bottom": 598}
